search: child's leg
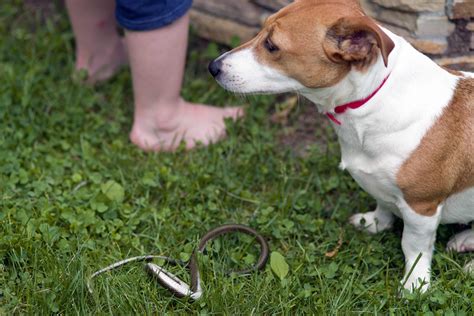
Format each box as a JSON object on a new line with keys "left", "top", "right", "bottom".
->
{"left": 65, "top": 0, "right": 127, "bottom": 84}
{"left": 123, "top": 12, "right": 243, "bottom": 151}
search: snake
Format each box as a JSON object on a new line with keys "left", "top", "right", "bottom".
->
{"left": 87, "top": 224, "right": 270, "bottom": 300}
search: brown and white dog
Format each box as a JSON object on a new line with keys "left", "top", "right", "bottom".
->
{"left": 209, "top": 0, "right": 473, "bottom": 292}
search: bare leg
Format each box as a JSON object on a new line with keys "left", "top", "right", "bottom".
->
{"left": 65, "top": 0, "right": 127, "bottom": 84}
{"left": 126, "top": 14, "right": 243, "bottom": 151}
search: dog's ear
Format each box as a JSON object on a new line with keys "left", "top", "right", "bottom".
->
{"left": 323, "top": 16, "right": 395, "bottom": 67}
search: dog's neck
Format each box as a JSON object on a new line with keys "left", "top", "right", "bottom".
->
{"left": 301, "top": 31, "right": 400, "bottom": 114}
{"left": 299, "top": 29, "right": 460, "bottom": 151}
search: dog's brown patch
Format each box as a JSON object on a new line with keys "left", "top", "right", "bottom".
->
{"left": 397, "top": 78, "right": 474, "bottom": 216}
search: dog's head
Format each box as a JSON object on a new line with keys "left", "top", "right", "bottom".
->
{"left": 209, "top": 0, "right": 394, "bottom": 94}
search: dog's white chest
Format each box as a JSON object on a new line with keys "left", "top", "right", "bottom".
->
{"left": 339, "top": 138, "right": 400, "bottom": 205}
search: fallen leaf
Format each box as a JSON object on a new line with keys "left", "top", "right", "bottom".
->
{"left": 270, "top": 251, "right": 289, "bottom": 280}
{"left": 325, "top": 230, "right": 344, "bottom": 258}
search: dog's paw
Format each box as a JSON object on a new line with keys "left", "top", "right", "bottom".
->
{"left": 349, "top": 211, "right": 391, "bottom": 234}
{"left": 401, "top": 273, "right": 430, "bottom": 293}
{"left": 446, "top": 230, "right": 474, "bottom": 253}
{"left": 401, "top": 259, "right": 431, "bottom": 294}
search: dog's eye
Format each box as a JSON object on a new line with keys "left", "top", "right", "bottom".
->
{"left": 264, "top": 38, "right": 279, "bottom": 53}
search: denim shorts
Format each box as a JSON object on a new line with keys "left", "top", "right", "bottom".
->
{"left": 116, "top": 0, "right": 193, "bottom": 31}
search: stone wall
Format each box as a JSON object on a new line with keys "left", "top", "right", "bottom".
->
{"left": 361, "top": 0, "right": 474, "bottom": 69}
{"left": 190, "top": 0, "right": 474, "bottom": 70}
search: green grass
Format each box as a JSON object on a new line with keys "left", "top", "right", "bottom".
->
{"left": 1, "top": 1, "right": 473, "bottom": 314}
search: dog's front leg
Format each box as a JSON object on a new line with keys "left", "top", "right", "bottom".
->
{"left": 400, "top": 204, "right": 442, "bottom": 293}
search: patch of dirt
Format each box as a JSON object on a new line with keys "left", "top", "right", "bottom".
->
{"left": 273, "top": 96, "right": 334, "bottom": 157}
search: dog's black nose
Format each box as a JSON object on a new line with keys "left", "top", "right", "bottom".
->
{"left": 208, "top": 59, "right": 222, "bottom": 77}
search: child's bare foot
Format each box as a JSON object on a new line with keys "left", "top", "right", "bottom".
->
{"left": 129, "top": 100, "right": 244, "bottom": 151}
{"left": 74, "top": 38, "right": 128, "bottom": 85}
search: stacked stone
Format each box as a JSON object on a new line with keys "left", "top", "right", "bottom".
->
{"left": 362, "top": 0, "right": 474, "bottom": 69}
{"left": 190, "top": 0, "right": 473, "bottom": 70}
{"left": 189, "top": 0, "right": 288, "bottom": 45}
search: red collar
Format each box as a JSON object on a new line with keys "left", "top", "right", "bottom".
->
{"left": 326, "top": 75, "right": 390, "bottom": 125}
